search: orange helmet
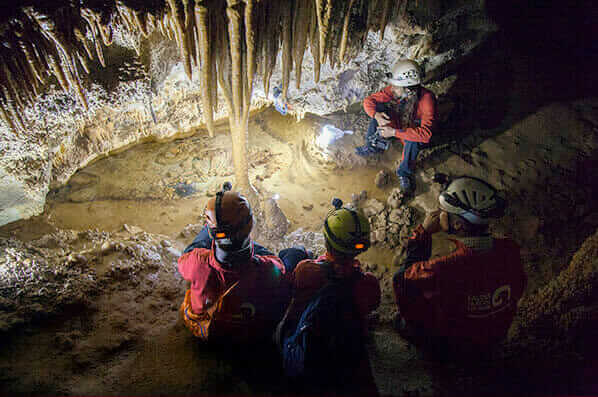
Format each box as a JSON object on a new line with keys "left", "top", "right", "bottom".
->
{"left": 204, "top": 187, "right": 253, "bottom": 242}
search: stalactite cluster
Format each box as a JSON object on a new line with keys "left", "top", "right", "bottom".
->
{"left": 0, "top": 0, "right": 404, "bottom": 135}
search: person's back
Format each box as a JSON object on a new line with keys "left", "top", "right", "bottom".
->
{"left": 410, "top": 237, "right": 526, "bottom": 346}
{"left": 178, "top": 185, "right": 290, "bottom": 344}
{"left": 394, "top": 176, "right": 527, "bottom": 351}
{"left": 276, "top": 199, "right": 380, "bottom": 395}
{"left": 178, "top": 245, "right": 289, "bottom": 343}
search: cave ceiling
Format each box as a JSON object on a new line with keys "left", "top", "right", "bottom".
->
{"left": 0, "top": 0, "right": 406, "bottom": 135}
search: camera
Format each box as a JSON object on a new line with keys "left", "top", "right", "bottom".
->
{"left": 367, "top": 133, "right": 390, "bottom": 151}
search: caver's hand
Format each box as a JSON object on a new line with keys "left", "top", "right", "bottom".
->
{"left": 422, "top": 210, "right": 442, "bottom": 234}
{"left": 374, "top": 111, "right": 391, "bottom": 126}
{"left": 377, "top": 126, "right": 396, "bottom": 138}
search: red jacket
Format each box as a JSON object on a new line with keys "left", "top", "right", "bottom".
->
{"left": 363, "top": 86, "right": 436, "bottom": 143}
{"left": 178, "top": 243, "right": 290, "bottom": 342}
{"left": 393, "top": 225, "right": 527, "bottom": 346}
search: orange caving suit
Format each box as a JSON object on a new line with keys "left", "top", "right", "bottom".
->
{"left": 393, "top": 225, "right": 527, "bottom": 347}
{"left": 178, "top": 243, "right": 290, "bottom": 343}
{"left": 282, "top": 253, "right": 381, "bottom": 395}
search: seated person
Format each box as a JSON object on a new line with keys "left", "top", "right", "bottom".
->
{"left": 393, "top": 176, "right": 527, "bottom": 353}
{"left": 276, "top": 199, "right": 381, "bottom": 395}
{"left": 178, "top": 185, "right": 292, "bottom": 344}
{"left": 356, "top": 59, "right": 436, "bottom": 194}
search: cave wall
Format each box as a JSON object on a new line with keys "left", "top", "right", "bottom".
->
{"left": 0, "top": 1, "right": 496, "bottom": 226}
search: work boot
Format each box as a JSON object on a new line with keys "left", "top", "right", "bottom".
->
{"left": 355, "top": 145, "right": 381, "bottom": 158}
{"left": 398, "top": 175, "right": 415, "bottom": 194}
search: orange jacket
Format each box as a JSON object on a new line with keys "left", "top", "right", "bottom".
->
{"left": 177, "top": 243, "right": 290, "bottom": 342}
{"left": 363, "top": 86, "right": 436, "bottom": 143}
{"left": 393, "top": 225, "right": 527, "bottom": 346}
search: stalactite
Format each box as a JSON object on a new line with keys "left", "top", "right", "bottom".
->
{"left": 2, "top": 63, "right": 25, "bottom": 110}
{"left": 315, "top": 0, "right": 333, "bottom": 64}
{"left": 0, "top": 0, "right": 419, "bottom": 135}
{"left": 77, "top": 52, "right": 90, "bottom": 74}
{"left": 0, "top": 102, "right": 18, "bottom": 134}
{"left": 281, "top": 2, "right": 292, "bottom": 102}
{"left": 292, "top": 0, "right": 310, "bottom": 89}
{"left": 309, "top": 7, "right": 321, "bottom": 83}
{"left": 194, "top": 0, "right": 214, "bottom": 136}
{"left": 17, "top": 41, "right": 43, "bottom": 86}
{"left": 226, "top": 0, "right": 243, "bottom": 125}
{"left": 1, "top": 86, "right": 25, "bottom": 132}
{"left": 134, "top": 11, "right": 150, "bottom": 38}
{"left": 379, "top": 0, "right": 391, "bottom": 40}
{"left": 244, "top": 0, "right": 256, "bottom": 106}
{"left": 74, "top": 28, "right": 94, "bottom": 60}
{"left": 262, "top": 1, "right": 281, "bottom": 96}
{"left": 338, "top": 0, "right": 355, "bottom": 64}
{"left": 167, "top": 0, "right": 192, "bottom": 79}
{"left": 80, "top": 9, "right": 106, "bottom": 67}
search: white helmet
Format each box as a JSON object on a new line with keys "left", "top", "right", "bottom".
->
{"left": 385, "top": 59, "right": 422, "bottom": 87}
{"left": 438, "top": 177, "right": 505, "bottom": 224}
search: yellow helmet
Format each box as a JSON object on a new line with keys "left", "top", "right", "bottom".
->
{"left": 323, "top": 199, "right": 370, "bottom": 255}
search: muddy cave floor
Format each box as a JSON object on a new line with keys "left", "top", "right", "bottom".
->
{"left": 3, "top": 38, "right": 598, "bottom": 394}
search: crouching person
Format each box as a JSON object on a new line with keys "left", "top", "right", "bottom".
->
{"left": 178, "top": 185, "right": 291, "bottom": 345}
{"left": 275, "top": 199, "right": 381, "bottom": 395}
{"left": 393, "top": 177, "right": 527, "bottom": 354}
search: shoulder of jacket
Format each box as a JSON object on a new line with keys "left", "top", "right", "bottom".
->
{"left": 420, "top": 88, "right": 436, "bottom": 99}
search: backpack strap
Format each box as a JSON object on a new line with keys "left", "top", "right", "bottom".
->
{"left": 206, "top": 280, "right": 240, "bottom": 316}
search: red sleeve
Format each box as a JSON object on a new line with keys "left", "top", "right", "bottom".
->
{"left": 395, "top": 90, "right": 436, "bottom": 143}
{"left": 177, "top": 249, "right": 202, "bottom": 281}
{"left": 355, "top": 272, "right": 381, "bottom": 315}
{"left": 363, "top": 86, "right": 394, "bottom": 117}
{"left": 256, "top": 254, "right": 286, "bottom": 276}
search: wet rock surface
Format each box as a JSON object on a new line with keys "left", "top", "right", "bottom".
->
{"left": 0, "top": 227, "right": 181, "bottom": 333}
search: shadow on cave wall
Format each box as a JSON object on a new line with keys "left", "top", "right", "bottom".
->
{"left": 429, "top": 0, "right": 596, "bottom": 148}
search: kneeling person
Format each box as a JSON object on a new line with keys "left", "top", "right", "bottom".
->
{"left": 276, "top": 199, "right": 381, "bottom": 395}
{"left": 178, "top": 185, "right": 290, "bottom": 344}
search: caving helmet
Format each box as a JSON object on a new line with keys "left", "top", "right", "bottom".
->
{"left": 323, "top": 198, "right": 370, "bottom": 255}
{"left": 385, "top": 59, "right": 422, "bottom": 87}
{"left": 204, "top": 182, "right": 253, "bottom": 251}
{"left": 438, "top": 177, "right": 506, "bottom": 224}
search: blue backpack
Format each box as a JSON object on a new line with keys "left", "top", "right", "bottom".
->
{"left": 282, "top": 262, "right": 364, "bottom": 384}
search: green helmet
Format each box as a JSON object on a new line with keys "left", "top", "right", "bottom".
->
{"left": 323, "top": 199, "right": 370, "bottom": 255}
